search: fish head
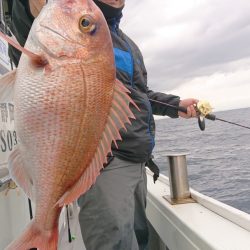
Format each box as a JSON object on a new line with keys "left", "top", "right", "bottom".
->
{"left": 31, "top": 0, "right": 113, "bottom": 64}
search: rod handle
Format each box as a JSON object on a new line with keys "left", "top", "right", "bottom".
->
{"left": 178, "top": 106, "right": 187, "bottom": 113}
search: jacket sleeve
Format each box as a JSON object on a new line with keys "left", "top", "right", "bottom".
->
{"left": 147, "top": 88, "right": 180, "bottom": 118}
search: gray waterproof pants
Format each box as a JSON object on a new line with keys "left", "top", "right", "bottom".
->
{"left": 78, "top": 157, "right": 148, "bottom": 250}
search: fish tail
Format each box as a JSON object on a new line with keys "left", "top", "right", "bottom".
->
{"left": 5, "top": 220, "right": 58, "bottom": 250}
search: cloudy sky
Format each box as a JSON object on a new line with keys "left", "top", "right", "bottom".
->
{"left": 121, "top": 0, "right": 250, "bottom": 112}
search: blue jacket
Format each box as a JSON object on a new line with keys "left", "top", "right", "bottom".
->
{"left": 108, "top": 18, "right": 180, "bottom": 163}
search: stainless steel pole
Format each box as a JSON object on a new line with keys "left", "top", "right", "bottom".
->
{"left": 164, "top": 153, "right": 195, "bottom": 205}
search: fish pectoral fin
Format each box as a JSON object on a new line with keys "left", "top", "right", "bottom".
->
{"left": 8, "top": 148, "right": 35, "bottom": 200}
{"left": 0, "top": 70, "right": 16, "bottom": 103}
{"left": 0, "top": 32, "right": 47, "bottom": 68}
{"left": 56, "top": 79, "right": 139, "bottom": 207}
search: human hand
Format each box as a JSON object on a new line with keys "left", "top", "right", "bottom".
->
{"left": 178, "top": 98, "right": 199, "bottom": 118}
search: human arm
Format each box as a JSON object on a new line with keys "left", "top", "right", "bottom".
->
{"left": 147, "top": 89, "right": 198, "bottom": 119}
{"left": 148, "top": 90, "right": 198, "bottom": 119}
{"left": 147, "top": 89, "right": 180, "bottom": 118}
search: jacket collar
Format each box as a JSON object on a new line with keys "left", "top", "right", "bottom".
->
{"left": 106, "top": 14, "right": 122, "bottom": 32}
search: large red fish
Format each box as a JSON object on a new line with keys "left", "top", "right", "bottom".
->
{"left": 0, "top": 0, "right": 137, "bottom": 249}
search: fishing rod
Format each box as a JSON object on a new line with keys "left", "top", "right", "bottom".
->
{"left": 149, "top": 99, "right": 250, "bottom": 131}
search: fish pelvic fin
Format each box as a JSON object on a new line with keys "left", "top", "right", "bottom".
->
{"left": 5, "top": 220, "right": 58, "bottom": 250}
{"left": 8, "top": 147, "right": 35, "bottom": 200}
{"left": 56, "top": 79, "right": 139, "bottom": 207}
{"left": 0, "top": 70, "right": 16, "bottom": 103}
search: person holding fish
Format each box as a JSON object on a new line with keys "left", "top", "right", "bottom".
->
{"left": 5, "top": 0, "right": 198, "bottom": 249}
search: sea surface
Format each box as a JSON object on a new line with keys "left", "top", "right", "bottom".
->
{"left": 153, "top": 107, "right": 250, "bottom": 214}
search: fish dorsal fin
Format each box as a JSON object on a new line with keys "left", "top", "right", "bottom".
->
{"left": 0, "top": 70, "right": 16, "bottom": 102}
{"left": 56, "top": 79, "right": 139, "bottom": 206}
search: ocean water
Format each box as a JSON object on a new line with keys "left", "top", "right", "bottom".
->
{"left": 153, "top": 107, "right": 250, "bottom": 214}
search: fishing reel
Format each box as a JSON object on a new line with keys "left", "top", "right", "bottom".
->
{"left": 195, "top": 101, "right": 215, "bottom": 131}
{"left": 197, "top": 113, "right": 216, "bottom": 131}
{"left": 177, "top": 100, "right": 215, "bottom": 131}
{"left": 198, "top": 116, "right": 205, "bottom": 131}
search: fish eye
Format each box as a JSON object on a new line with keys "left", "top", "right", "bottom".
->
{"left": 79, "top": 15, "right": 96, "bottom": 33}
{"left": 82, "top": 18, "right": 90, "bottom": 27}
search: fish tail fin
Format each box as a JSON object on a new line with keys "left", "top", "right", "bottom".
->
{"left": 5, "top": 221, "right": 58, "bottom": 250}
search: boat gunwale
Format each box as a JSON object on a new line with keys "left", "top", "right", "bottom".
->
{"left": 146, "top": 169, "right": 250, "bottom": 232}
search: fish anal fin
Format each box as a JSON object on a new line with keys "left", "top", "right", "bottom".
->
{"left": 8, "top": 148, "right": 34, "bottom": 200}
{"left": 56, "top": 79, "right": 137, "bottom": 206}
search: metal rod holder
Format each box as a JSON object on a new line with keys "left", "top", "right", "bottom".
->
{"left": 164, "top": 153, "right": 195, "bottom": 205}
